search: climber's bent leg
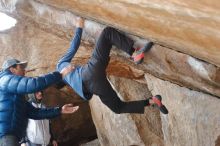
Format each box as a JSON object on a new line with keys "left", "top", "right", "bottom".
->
{"left": 88, "top": 27, "right": 135, "bottom": 70}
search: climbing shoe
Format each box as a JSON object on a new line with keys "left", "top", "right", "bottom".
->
{"left": 151, "top": 95, "right": 168, "bottom": 114}
{"left": 132, "top": 41, "right": 154, "bottom": 64}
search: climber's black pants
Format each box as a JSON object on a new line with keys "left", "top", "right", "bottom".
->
{"left": 82, "top": 27, "right": 147, "bottom": 114}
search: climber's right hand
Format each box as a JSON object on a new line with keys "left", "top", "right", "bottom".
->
{"left": 76, "top": 17, "right": 84, "bottom": 28}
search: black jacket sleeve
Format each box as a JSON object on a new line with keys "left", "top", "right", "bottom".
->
{"left": 26, "top": 101, "right": 61, "bottom": 119}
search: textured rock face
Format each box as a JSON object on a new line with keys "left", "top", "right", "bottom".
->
{"left": 80, "top": 139, "right": 100, "bottom": 146}
{"left": 0, "top": 22, "right": 97, "bottom": 145}
{"left": 33, "top": 0, "right": 220, "bottom": 68}
{"left": 44, "top": 87, "right": 97, "bottom": 145}
{"left": 90, "top": 73, "right": 220, "bottom": 146}
{"left": 145, "top": 73, "right": 220, "bottom": 146}
{"left": 9, "top": 0, "right": 220, "bottom": 98}
{"left": 0, "top": 0, "right": 220, "bottom": 146}
{"left": 2, "top": 0, "right": 219, "bottom": 97}
{"left": 141, "top": 45, "right": 220, "bottom": 97}
{"left": 89, "top": 76, "right": 164, "bottom": 146}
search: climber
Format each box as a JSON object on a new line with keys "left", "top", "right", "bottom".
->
{"left": 56, "top": 17, "right": 168, "bottom": 115}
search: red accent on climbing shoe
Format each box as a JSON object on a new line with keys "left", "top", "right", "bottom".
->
{"left": 133, "top": 53, "right": 144, "bottom": 62}
{"left": 135, "top": 47, "right": 140, "bottom": 51}
{"left": 152, "top": 96, "right": 162, "bottom": 107}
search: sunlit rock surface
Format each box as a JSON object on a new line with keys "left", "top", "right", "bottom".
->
{"left": 0, "top": 0, "right": 219, "bottom": 146}
{"left": 27, "top": 0, "right": 220, "bottom": 67}
{"left": 1, "top": 0, "right": 219, "bottom": 97}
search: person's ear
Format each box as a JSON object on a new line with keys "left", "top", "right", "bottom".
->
{"left": 9, "top": 67, "right": 16, "bottom": 74}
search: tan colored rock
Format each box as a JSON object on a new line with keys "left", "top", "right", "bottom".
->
{"left": 108, "top": 45, "right": 220, "bottom": 97}
{"left": 1, "top": 0, "right": 220, "bottom": 145}
{"left": 80, "top": 139, "right": 100, "bottom": 146}
{"left": 3, "top": 0, "right": 220, "bottom": 67}
{"left": 141, "top": 44, "right": 220, "bottom": 97}
{"left": 0, "top": 22, "right": 96, "bottom": 144}
{"left": 33, "top": 0, "right": 220, "bottom": 68}
{"left": 145, "top": 73, "right": 220, "bottom": 146}
{"left": 2, "top": 0, "right": 219, "bottom": 98}
{"left": 89, "top": 76, "right": 164, "bottom": 146}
